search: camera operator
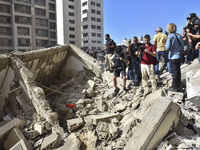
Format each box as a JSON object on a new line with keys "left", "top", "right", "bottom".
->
{"left": 112, "top": 46, "right": 128, "bottom": 96}
{"left": 103, "top": 34, "right": 116, "bottom": 72}
{"left": 127, "top": 36, "right": 143, "bottom": 86}
{"left": 137, "top": 34, "right": 157, "bottom": 96}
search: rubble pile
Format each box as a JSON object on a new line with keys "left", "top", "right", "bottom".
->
{"left": 0, "top": 45, "right": 200, "bottom": 150}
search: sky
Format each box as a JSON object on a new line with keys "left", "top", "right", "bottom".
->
{"left": 104, "top": 0, "right": 200, "bottom": 44}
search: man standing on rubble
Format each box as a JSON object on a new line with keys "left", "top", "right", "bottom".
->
{"left": 153, "top": 27, "right": 170, "bottom": 80}
{"left": 137, "top": 34, "right": 157, "bottom": 96}
{"left": 127, "top": 36, "right": 143, "bottom": 86}
{"left": 103, "top": 34, "right": 116, "bottom": 72}
{"left": 112, "top": 46, "right": 128, "bottom": 96}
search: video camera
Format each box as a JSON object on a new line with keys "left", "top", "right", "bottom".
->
{"left": 186, "top": 13, "right": 197, "bottom": 21}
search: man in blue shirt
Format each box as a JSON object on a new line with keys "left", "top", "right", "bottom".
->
{"left": 165, "top": 23, "right": 184, "bottom": 92}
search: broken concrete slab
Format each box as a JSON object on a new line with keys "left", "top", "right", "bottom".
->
{"left": 67, "top": 118, "right": 84, "bottom": 132}
{"left": 0, "top": 118, "right": 24, "bottom": 143}
{"left": 9, "top": 139, "right": 32, "bottom": 150}
{"left": 109, "top": 122, "right": 118, "bottom": 137}
{"left": 96, "top": 121, "right": 109, "bottom": 140}
{"left": 124, "top": 97, "right": 181, "bottom": 150}
{"left": 84, "top": 112, "right": 121, "bottom": 125}
{"left": 85, "top": 80, "right": 96, "bottom": 89}
{"left": 34, "top": 122, "right": 44, "bottom": 135}
{"left": 186, "top": 70, "right": 200, "bottom": 107}
{"left": 41, "top": 133, "right": 62, "bottom": 150}
{"left": 114, "top": 101, "right": 127, "bottom": 112}
{"left": 56, "top": 133, "right": 81, "bottom": 150}
{"left": 4, "top": 128, "right": 29, "bottom": 150}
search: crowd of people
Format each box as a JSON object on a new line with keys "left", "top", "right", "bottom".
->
{"left": 102, "top": 13, "right": 200, "bottom": 96}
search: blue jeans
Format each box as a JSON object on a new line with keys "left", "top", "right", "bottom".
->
{"left": 155, "top": 51, "right": 171, "bottom": 75}
{"left": 198, "top": 49, "right": 200, "bottom": 64}
{"left": 132, "top": 60, "right": 141, "bottom": 83}
{"left": 128, "top": 67, "right": 133, "bottom": 80}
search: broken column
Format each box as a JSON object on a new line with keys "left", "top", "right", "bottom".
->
{"left": 124, "top": 97, "right": 181, "bottom": 150}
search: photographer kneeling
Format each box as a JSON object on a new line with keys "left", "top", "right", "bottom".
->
{"left": 112, "top": 46, "right": 128, "bottom": 96}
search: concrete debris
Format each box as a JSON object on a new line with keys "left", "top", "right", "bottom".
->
{"left": 4, "top": 128, "right": 31, "bottom": 150}
{"left": 0, "top": 45, "right": 200, "bottom": 150}
{"left": 84, "top": 112, "right": 121, "bottom": 125}
{"left": 67, "top": 118, "right": 84, "bottom": 132}
{"left": 41, "top": 133, "right": 62, "bottom": 150}
{"left": 56, "top": 133, "right": 81, "bottom": 150}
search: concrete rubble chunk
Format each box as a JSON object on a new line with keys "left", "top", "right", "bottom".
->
{"left": 86, "top": 80, "right": 96, "bottom": 89}
{"left": 84, "top": 112, "right": 121, "bottom": 125}
{"left": 186, "top": 70, "right": 200, "bottom": 107}
{"left": 96, "top": 121, "right": 109, "bottom": 140}
{"left": 4, "top": 128, "right": 31, "bottom": 150}
{"left": 34, "top": 122, "right": 44, "bottom": 135}
{"left": 41, "top": 133, "right": 62, "bottom": 150}
{"left": 124, "top": 97, "right": 181, "bottom": 150}
{"left": 109, "top": 122, "right": 118, "bottom": 137}
{"left": 67, "top": 118, "right": 84, "bottom": 132}
{"left": 114, "top": 101, "right": 127, "bottom": 112}
{"left": 0, "top": 118, "right": 24, "bottom": 143}
{"left": 9, "top": 139, "right": 32, "bottom": 150}
{"left": 56, "top": 133, "right": 81, "bottom": 150}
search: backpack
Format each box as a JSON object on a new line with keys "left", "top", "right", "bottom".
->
{"left": 150, "top": 45, "right": 158, "bottom": 65}
{"left": 110, "top": 39, "right": 116, "bottom": 54}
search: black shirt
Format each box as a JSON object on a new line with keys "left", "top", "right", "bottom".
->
{"left": 106, "top": 39, "right": 116, "bottom": 54}
{"left": 114, "top": 52, "right": 126, "bottom": 70}
{"left": 129, "top": 43, "right": 143, "bottom": 62}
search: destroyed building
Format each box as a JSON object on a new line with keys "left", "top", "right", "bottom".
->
{"left": 0, "top": 45, "right": 200, "bottom": 150}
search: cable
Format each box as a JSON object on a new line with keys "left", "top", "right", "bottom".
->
{"left": 0, "top": 86, "right": 22, "bottom": 97}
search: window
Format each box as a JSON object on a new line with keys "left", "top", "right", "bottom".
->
{"left": 50, "top": 41, "right": 56, "bottom": 45}
{"left": 0, "top": 0, "right": 11, "bottom": 2}
{"left": 16, "top": 0, "right": 31, "bottom": 3}
{"left": 0, "top": 16, "right": 11, "bottom": 24}
{"left": 97, "top": 47, "right": 101, "bottom": 50}
{"left": 83, "top": 25, "right": 88, "bottom": 30}
{"left": 91, "top": 17, "right": 96, "bottom": 21}
{"left": 50, "top": 32, "right": 56, "bottom": 39}
{"left": 69, "top": 27, "right": 75, "bottom": 31}
{"left": 17, "top": 27, "right": 29, "bottom": 35}
{"left": 70, "top": 41, "right": 75, "bottom": 44}
{"left": 0, "top": 27, "right": 11, "bottom": 35}
{"left": 15, "top": 16, "right": 31, "bottom": 25}
{"left": 82, "top": 9, "right": 87, "bottom": 14}
{"left": 97, "top": 11, "right": 101, "bottom": 15}
{"left": 92, "top": 33, "right": 96, "bottom": 37}
{"left": 91, "top": 9, "right": 95, "bottom": 14}
{"left": 91, "top": 25, "right": 96, "bottom": 29}
{"left": 36, "top": 39, "right": 49, "bottom": 47}
{"left": 35, "top": 18, "right": 48, "bottom": 27}
{"left": 35, "top": 0, "right": 45, "bottom": 6}
{"left": 82, "top": 1, "right": 87, "bottom": 6}
{"left": 97, "top": 33, "right": 101, "bottom": 37}
{"left": 50, "top": 22, "right": 56, "bottom": 29}
{"left": 0, "top": 4, "right": 10, "bottom": 13}
{"left": 69, "top": 0, "right": 74, "bottom": 2}
{"left": 83, "top": 33, "right": 88, "bottom": 37}
{"left": 69, "top": 12, "right": 74, "bottom": 16}
{"left": 91, "top": 1, "right": 95, "bottom": 5}
{"left": 97, "top": 26, "right": 101, "bottom": 30}
{"left": 83, "top": 17, "right": 87, "bottom": 22}
{"left": 49, "top": 13, "right": 56, "bottom": 20}
{"left": 92, "top": 47, "right": 96, "bottom": 50}
{"left": 0, "top": 38, "right": 12, "bottom": 47}
{"left": 49, "top": 3, "right": 55, "bottom": 11}
{"left": 68, "top": 5, "right": 74, "bottom": 9}
{"left": 15, "top": 4, "right": 31, "bottom": 14}
{"left": 96, "top": 3, "right": 101, "bottom": 7}
{"left": 69, "top": 34, "right": 75, "bottom": 38}
{"left": 69, "top": 20, "right": 75, "bottom": 24}
{"left": 97, "top": 41, "right": 101, "bottom": 43}
{"left": 35, "top": 8, "right": 46, "bottom": 16}
{"left": 83, "top": 40, "right": 88, "bottom": 43}
{"left": 92, "top": 40, "right": 96, "bottom": 43}
{"left": 18, "top": 38, "right": 30, "bottom": 46}
{"left": 36, "top": 29, "right": 48, "bottom": 37}
{"left": 97, "top": 18, "right": 101, "bottom": 22}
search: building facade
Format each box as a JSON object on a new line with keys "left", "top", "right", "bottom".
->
{"left": 62, "top": 0, "right": 104, "bottom": 51}
{"left": 0, "top": 0, "right": 57, "bottom": 53}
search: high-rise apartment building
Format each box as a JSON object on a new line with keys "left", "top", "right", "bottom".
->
{"left": 62, "top": 0, "right": 104, "bottom": 50}
{"left": 0, "top": 0, "right": 57, "bottom": 53}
